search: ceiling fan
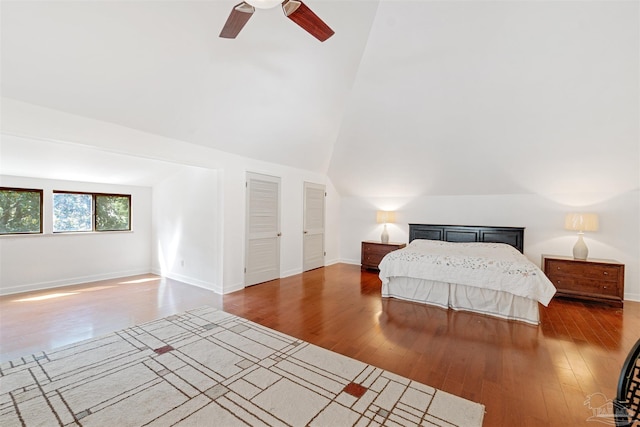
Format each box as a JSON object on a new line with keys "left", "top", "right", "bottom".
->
{"left": 219, "top": 0, "right": 334, "bottom": 42}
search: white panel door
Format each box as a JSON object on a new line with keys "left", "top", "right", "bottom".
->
{"left": 245, "top": 173, "right": 281, "bottom": 286}
{"left": 303, "top": 182, "right": 325, "bottom": 272}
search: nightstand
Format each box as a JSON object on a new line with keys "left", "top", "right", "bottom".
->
{"left": 542, "top": 254, "right": 624, "bottom": 307}
{"left": 361, "top": 241, "right": 406, "bottom": 270}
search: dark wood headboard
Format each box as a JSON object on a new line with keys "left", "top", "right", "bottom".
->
{"left": 408, "top": 224, "right": 525, "bottom": 253}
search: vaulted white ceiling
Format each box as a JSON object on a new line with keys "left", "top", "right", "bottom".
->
{"left": 1, "top": 0, "right": 377, "bottom": 174}
{"left": 1, "top": 0, "right": 638, "bottom": 196}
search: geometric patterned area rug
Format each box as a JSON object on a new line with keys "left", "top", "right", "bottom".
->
{"left": 0, "top": 307, "right": 484, "bottom": 426}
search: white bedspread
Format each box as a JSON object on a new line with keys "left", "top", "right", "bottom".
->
{"left": 378, "top": 240, "right": 556, "bottom": 305}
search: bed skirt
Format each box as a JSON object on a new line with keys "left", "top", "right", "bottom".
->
{"left": 381, "top": 276, "right": 540, "bottom": 325}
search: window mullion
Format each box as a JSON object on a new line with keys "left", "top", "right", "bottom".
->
{"left": 92, "top": 195, "right": 97, "bottom": 232}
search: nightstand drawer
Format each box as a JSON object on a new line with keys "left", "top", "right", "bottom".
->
{"left": 545, "top": 259, "right": 620, "bottom": 281}
{"left": 549, "top": 276, "right": 619, "bottom": 297}
{"left": 363, "top": 245, "right": 394, "bottom": 256}
{"left": 361, "top": 241, "right": 406, "bottom": 270}
{"left": 363, "top": 253, "right": 384, "bottom": 266}
{"left": 542, "top": 255, "right": 624, "bottom": 307}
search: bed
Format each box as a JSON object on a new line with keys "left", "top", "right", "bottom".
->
{"left": 378, "top": 224, "right": 556, "bottom": 325}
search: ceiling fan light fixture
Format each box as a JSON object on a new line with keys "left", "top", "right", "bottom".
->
{"left": 245, "top": 0, "right": 282, "bottom": 9}
{"left": 219, "top": 0, "right": 334, "bottom": 41}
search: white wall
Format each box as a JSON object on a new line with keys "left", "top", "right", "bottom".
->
{"left": 329, "top": 1, "right": 639, "bottom": 200}
{"left": 0, "top": 175, "right": 152, "bottom": 295}
{"left": 151, "top": 167, "right": 220, "bottom": 292}
{"left": 324, "top": 178, "right": 342, "bottom": 266}
{"left": 331, "top": 1, "right": 639, "bottom": 303}
{"left": 217, "top": 161, "right": 341, "bottom": 294}
{"left": 340, "top": 190, "right": 640, "bottom": 301}
{"left": 1, "top": 100, "right": 342, "bottom": 294}
{"left": 341, "top": 190, "right": 640, "bottom": 301}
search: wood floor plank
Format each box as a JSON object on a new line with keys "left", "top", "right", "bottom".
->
{"left": 1, "top": 264, "right": 638, "bottom": 427}
{"left": 542, "top": 386, "right": 574, "bottom": 426}
{"left": 480, "top": 380, "right": 504, "bottom": 426}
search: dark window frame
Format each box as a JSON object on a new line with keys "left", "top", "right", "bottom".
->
{"left": 53, "top": 190, "right": 131, "bottom": 233}
{"left": 95, "top": 193, "right": 132, "bottom": 232}
{"left": 0, "top": 187, "right": 44, "bottom": 235}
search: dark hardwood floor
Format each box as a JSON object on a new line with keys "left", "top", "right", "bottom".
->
{"left": 1, "top": 264, "right": 638, "bottom": 426}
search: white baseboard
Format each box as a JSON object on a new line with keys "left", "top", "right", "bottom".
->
{"left": 150, "top": 267, "right": 242, "bottom": 295}
{"left": 281, "top": 268, "right": 303, "bottom": 278}
{"left": 624, "top": 292, "right": 640, "bottom": 302}
{"left": 220, "top": 282, "right": 245, "bottom": 295}
{"left": 150, "top": 268, "right": 220, "bottom": 294}
{"left": 0, "top": 269, "right": 151, "bottom": 296}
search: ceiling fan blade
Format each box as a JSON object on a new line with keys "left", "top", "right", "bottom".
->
{"left": 282, "top": 0, "right": 334, "bottom": 42}
{"left": 220, "top": 2, "right": 255, "bottom": 39}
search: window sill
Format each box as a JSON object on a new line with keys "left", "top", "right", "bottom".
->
{"left": 0, "top": 230, "right": 134, "bottom": 239}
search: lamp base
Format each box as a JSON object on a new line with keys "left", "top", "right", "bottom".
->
{"left": 572, "top": 233, "right": 588, "bottom": 260}
{"left": 381, "top": 224, "right": 389, "bottom": 244}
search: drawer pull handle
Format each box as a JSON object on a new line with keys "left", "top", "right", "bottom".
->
{"left": 603, "top": 286, "right": 608, "bottom": 289}
{"left": 556, "top": 267, "right": 561, "bottom": 270}
{"left": 603, "top": 272, "right": 608, "bottom": 275}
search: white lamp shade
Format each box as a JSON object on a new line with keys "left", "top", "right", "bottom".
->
{"left": 376, "top": 211, "right": 396, "bottom": 224}
{"left": 245, "top": 0, "right": 282, "bottom": 9}
{"left": 564, "top": 213, "right": 599, "bottom": 232}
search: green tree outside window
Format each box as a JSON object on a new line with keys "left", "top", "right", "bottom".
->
{"left": 54, "top": 192, "right": 131, "bottom": 233}
{"left": 0, "top": 188, "right": 43, "bottom": 234}
{"left": 96, "top": 195, "right": 130, "bottom": 231}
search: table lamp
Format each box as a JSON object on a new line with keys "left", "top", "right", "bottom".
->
{"left": 564, "top": 213, "right": 598, "bottom": 260}
{"left": 376, "top": 211, "right": 396, "bottom": 244}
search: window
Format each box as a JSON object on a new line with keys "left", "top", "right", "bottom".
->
{"left": 0, "top": 187, "right": 43, "bottom": 234}
{"left": 95, "top": 194, "right": 131, "bottom": 231}
{"left": 53, "top": 192, "right": 92, "bottom": 232}
{"left": 53, "top": 191, "right": 131, "bottom": 233}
